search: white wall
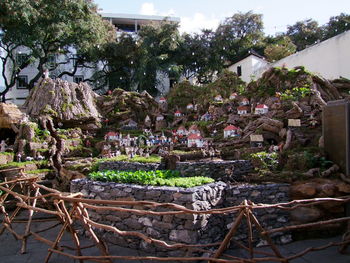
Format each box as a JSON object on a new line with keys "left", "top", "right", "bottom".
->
{"left": 272, "top": 30, "right": 350, "bottom": 80}
{"left": 228, "top": 55, "right": 269, "bottom": 83}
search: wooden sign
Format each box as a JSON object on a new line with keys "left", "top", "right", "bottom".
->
{"left": 288, "top": 119, "right": 301, "bottom": 127}
{"left": 250, "top": 134, "right": 264, "bottom": 142}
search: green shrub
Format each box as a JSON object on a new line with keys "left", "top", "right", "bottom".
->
{"left": 88, "top": 170, "right": 214, "bottom": 188}
{"left": 250, "top": 151, "right": 279, "bottom": 171}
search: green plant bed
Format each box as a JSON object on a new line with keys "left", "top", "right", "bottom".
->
{"left": 96, "top": 155, "right": 161, "bottom": 164}
{"left": 0, "top": 160, "right": 49, "bottom": 170}
{"left": 88, "top": 170, "right": 214, "bottom": 188}
{"left": 26, "top": 169, "right": 54, "bottom": 174}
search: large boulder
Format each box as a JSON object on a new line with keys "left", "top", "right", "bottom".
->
{"left": 0, "top": 103, "right": 24, "bottom": 129}
{"left": 24, "top": 78, "right": 101, "bottom": 129}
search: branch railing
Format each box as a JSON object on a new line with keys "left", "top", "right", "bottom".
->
{"left": 0, "top": 176, "right": 349, "bottom": 263}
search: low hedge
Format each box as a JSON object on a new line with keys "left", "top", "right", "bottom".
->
{"left": 88, "top": 170, "right": 214, "bottom": 188}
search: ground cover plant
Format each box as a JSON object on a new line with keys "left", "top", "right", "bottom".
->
{"left": 88, "top": 170, "right": 214, "bottom": 188}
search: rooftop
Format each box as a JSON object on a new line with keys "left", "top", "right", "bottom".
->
{"left": 101, "top": 13, "right": 180, "bottom": 25}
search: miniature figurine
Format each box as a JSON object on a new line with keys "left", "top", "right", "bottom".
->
{"left": 0, "top": 140, "right": 7, "bottom": 152}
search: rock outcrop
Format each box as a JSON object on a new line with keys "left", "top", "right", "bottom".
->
{"left": 24, "top": 78, "right": 101, "bottom": 129}
{"left": 97, "top": 89, "right": 160, "bottom": 124}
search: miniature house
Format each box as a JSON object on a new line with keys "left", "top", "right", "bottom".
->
{"left": 250, "top": 134, "right": 264, "bottom": 148}
{"left": 187, "top": 133, "right": 204, "bottom": 148}
{"left": 214, "top": 95, "right": 223, "bottom": 102}
{"left": 188, "top": 124, "right": 201, "bottom": 135}
{"left": 121, "top": 119, "right": 138, "bottom": 130}
{"left": 176, "top": 126, "right": 188, "bottom": 136}
{"left": 156, "top": 114, "right": 164, "bottom": 121}
{"left": 186, "top": 103, "right": 194, "bottom": 110}
{"left": 159, "top": 97, "right": 167, "bottom": 104}
{"left": 174, "top": 110, "right": 182, "bottom": 117}
{"left": 105, "top": 131, "right": 118, "bottom": 141}
{"left": 240, "top": 98, "right": 250, "bottom": 106}
{"left": 229, "top": 92, "right": 238, "bottom": 100}
{"left": 255, "top": 104, "right": 269, "bottom": 114}
{"left": 144, "top": 115, "right": 152, "bottom": 127}
{"left": 145, "top": 115, "right": 151, "bottom": 123}
{"left": 224, "top": 125, "right": 239, "bottom": 138}
{"left": 237, "top": 106, "right": 249, "bottom": 115}
{"left": 201, "top": 112, "right": 212, "bottom": 121}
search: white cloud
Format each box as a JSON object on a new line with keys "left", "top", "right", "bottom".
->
{"left": 140, "top": 2, "right": 157, "bottom": 16}
{"left": 180, "top": 13, "right": 220, "bottom": 34}
{"left": 161, "top": 8, "right": 176, "bottom": 17}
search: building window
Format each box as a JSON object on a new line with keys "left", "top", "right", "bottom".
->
{"left": 237, "top": 66, "right": 242, "bottom": 77}
{"left": 16, "top": 53, "right": 29, "bottom": 66}
{"left": 47, "top": 54, "right": 57, "bottom": 69}
{"left": 73, "top": 75, "right": 84, "bottom": 83}
{"left": 17, "top": 75, "right": 28, "bottom": 89}
{"left": 72, "top": 55, "right": 83, "bottom": 68}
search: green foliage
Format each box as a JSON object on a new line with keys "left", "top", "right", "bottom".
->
{"left": 88, "top": 170, "right": 214, "bottom": 188}
{"left": 0, "top": 160, "right": 49, "bottom": 170}
{"left": 215, "top": 11, "right": 264, "bottom": 63}
{"left": 322, "top": 13, "right": 350, "bottom": 40}
{"left": 303, "top": 152, "right": 333, "bottom": 170}
{"left": 97, "top": 155, "right": 161, "bottom": 164}
{"left": 167, "top": 71, "right": 245, "bottom": 110}
{"left": 286, "top": 19, "right": 323, "bottom": 51}
{"left": 280, "top": 86, "right": 311, "bottom": 101}
{"left": 0, "top": 0, "right": 115, "bottom": 95}
{"left": 248, "top": 66, "right": 313, "bottom": 99}
{"left": 264, "top": 36, "right": 296, "bottom": 62}
{"left": 250, "top": 151, "right": 279, "bottom": 171}
{"left": 26, "top": 169, "right": 53, "bottom": 174}
{"left": 0, "top": 152, "right": 14, "bottom": 156}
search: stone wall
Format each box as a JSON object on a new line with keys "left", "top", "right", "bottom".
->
{"left": 98, "top": 160, "right": 253, "bottom": 181}
{"left": 71, "top": 180, "right": 290, "bottom": 255}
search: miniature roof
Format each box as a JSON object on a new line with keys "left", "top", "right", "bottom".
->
{"left": 188, "top": 133, "right": 202, "bottom": 139}
{"left": 237, "top": 106, "right": 249, "bottom": 111}
{"left": 241, "top": 98, "right": 249, "bottom": 101}
{"left": 175, "top": 110, "right": 182, "bottom": 114}
{"left": 177, "top": 125, "right": 187, "bottom": 131}
{"left": 230, "top": 92, "right": 238, "bottom": 96}
{"left": 256, "top": 104, "right": 268, "bottom": 109}
{"left": 189, "top": 124, "right": 199, "bottom": 131}
{"left": 106, "top": 131, "right": 118, "bottom": 136}
{"left": 224, "top": 125, "right": 238, "bottom": 131}
{"left": 187, "top": 103, "right": 193, "bottom": 106}
{"left": 157, "top": 114, "right": 164, "bottom": 118}
{"left": 159, "top": 97, "right": 166, "bottom": 101}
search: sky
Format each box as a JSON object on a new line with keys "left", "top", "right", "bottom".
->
{"left": 94, "top": 0, "right": 350, "bottom": 35}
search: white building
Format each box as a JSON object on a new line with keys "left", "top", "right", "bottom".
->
{"left": 237, "top": 106, "right": 249, "bottom": 115}
{"left": 224, "top": 125, "right": 239, "bottom": 138}
{"left": 176, "top": 126, "right": 188, "bottom": 136}
{"left": 187, "top": 133, "right": 204, "bottom": 148}
{"left": 228, "top": 50, "right": 269, "bottom": 83}
{"left": 255, "top": 104, "right": 269, "bottom": 114}
{"left": 229, "top": 30, "right": 350, "bottom": 83}
{"left": 3, "top": 13, "right": 180, "bottom": 105}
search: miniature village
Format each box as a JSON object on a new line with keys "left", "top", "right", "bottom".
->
{"left": 1, "top": 66, "right": 350, "bottom": 239}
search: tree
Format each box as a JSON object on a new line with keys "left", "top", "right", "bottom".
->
{"left": 286, "top": 19, "right": 323, "bottom": 51}
{"left": 214, "top": 11, "right": 264, "bottom": 63}
{"left": 176, "top": 30, "right": 221, "bottom": 84}
{"left": 0, "top": 0, "right": 114, "bottom": 101}
{"left": 264, "top": 35, "right": 296, "bottom": 62}
{"left": 135, "top": 21, "right": 181, "bottom": 95}
{"left": 323, "top": 13, "right": 350, "bottom": 40}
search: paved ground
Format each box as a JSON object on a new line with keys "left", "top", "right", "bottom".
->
{"left": 0, "top": 212, "right": 350, "bottom": 263}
